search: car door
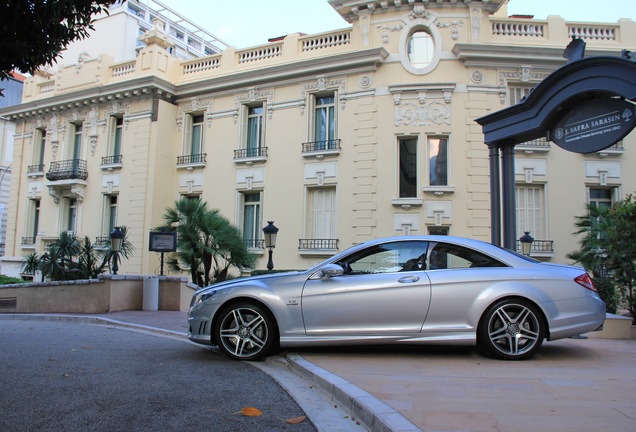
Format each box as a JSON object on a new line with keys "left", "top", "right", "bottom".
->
{"left": 301, "top": 240, "right": 432, "bottom": 335}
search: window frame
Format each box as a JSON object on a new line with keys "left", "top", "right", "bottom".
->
{"left": 34, "top": 128, "right": 46, "bottom": 167}
{"left": 109, "top": 116, "right": 123, "bottom": 157}
{"left": 310, "top": 92, "right": 337, "bottom": 145}
{"left": 183, "top": 113, "right": 205, "bottom": 156}
{"left": 239, "top": 191, "right": 262, "bottom": 249}
{"left": 398, "top": 136, "right": 419, "bottom": 198}
{"left": 26, "top": 198, "right": 40, "bottom": 242}
{"left": 306, "top": 186, "right": 337, "bottom": 241}
{"left": 244, "top": 104, "right": 265, "bottom": 154}
{"left": 515, "top": 184, "right": 546, "bottom": 241}
{"left": 427, "top": 136, "right": 449, "bottom": 187}
{"left": 102, "top": 194, "right": 118, "bottom": 236}
{"left": 66, "top": 198, "right": 78, "bottom": 233}
{"left": 70, "top": 122, "right": 83, "bottom": 160}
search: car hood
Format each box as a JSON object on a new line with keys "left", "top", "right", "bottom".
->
{"left": 193, "top": 271, "right": 304, "bottom": 295}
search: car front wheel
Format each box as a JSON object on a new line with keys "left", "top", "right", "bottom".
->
{"left": 478, "top": 299, "right": 545, "bottom": 360}
{"left": 214, "top": 303, "right": 277, "bottom": 361}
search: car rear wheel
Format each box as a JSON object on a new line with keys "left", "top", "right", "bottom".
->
{"left": 214, "top": 303, "right": 276, "bottom": 361}
{"left": 478, "top": 299, "right": 545, "bottom": 360}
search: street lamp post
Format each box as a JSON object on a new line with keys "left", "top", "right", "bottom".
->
{"left": 519, "top": 231, "right": 534, "bottom": 256}
{"left": 262, "top": 221, "right": 279, "bottom": 271}
{"left": 110, "top": 226, "right": 125, "bottom": 275}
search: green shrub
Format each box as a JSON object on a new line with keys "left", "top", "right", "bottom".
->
{"left": 595, "top": 277, "right": 618, "bottom": 314}
{"left": 0, "top": 275, "right": 25, "bottom": 285}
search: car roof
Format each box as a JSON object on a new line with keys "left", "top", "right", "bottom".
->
{"left": 315, "top": 235, "right": 534, "bottom": 269}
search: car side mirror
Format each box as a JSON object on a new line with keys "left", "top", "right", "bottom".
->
{"left": 320, "top": 263, "right": 344, "bottom": 278}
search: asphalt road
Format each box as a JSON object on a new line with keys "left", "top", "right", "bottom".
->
{"left": 0, "top": 320, "right": 318, "bottom": 432}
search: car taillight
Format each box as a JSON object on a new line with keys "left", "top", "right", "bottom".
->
{"left": 574, "top": 273, "right": 597, "bottom": 292}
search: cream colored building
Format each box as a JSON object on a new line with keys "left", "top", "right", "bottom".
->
{"left": 0, "top": 0, "right": 634, "bottom": 278}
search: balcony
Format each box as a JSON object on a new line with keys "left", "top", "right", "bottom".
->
{"left": 234, "top": 147, "right": 268, "bottom": 164}
{"left": 244, "top": 239, "right": 265, "bottom": 250}
{"left": 95, "top": 237, "right": 111, "bottom": 248}
{"left": 596, "top": 140, "right": 625, "bottom": 158}
{"left": 177, "top": 153, "right": 206, "bottom": 170}
{"left": 27, "top": 164, "right": 45, "bottom": 178}
{"left": 21, "top": 237, "right": 35, "bottom": 245}
{"left": 101, "top": 154, "right": 123, "bottom": 170}
{"left": 515, "top": 138, "right": 551, "bottom": 154}
{"left": 301, "top": 139, "right": 341, "bottom": 159}
{"left": 298, "top": 238, "right": 339, "bottom": 256}
{"left": 46, "top": 159, "right": 88, "bottom": 181}
{"left": 515, "top": 239, "right": 554, "bottom": 258}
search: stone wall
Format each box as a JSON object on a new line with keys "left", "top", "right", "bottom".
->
{"left": 0, "top": 275, "right": 196, "bottom": 314}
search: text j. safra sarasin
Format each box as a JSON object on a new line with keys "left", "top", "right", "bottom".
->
{"left": 565, "top": 114, "right": 620, "bottom": 136}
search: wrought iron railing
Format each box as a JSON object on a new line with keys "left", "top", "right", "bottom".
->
{"left": 45, "top": 159, "right": 88, "bottom": 181}
{"left": 95, "top": 237, "right": 111, "bottom": 247}
{"left": 101, "top": 154, "right": 123, "bottom": 165}
{"left": 298, "top": 239, "right": 339, "bottom": 250}
{"left": 21, "top": 237, "right": 35, "bottom": 245}
{"left": 515, "top": 239, "right": 554, "bottom": 254}
{"left": 234, "top": 147, "right": 268, "bottom": 159}
{"left": 517, "top": 137, "right": 550, "bottom": 148}
{"left": 177, "top": 153, "right": 207, "bottom": 165}
{"left": 27, "top": 164, "right": 45, "bottom": 174}
{"left": 301, "top": 139, "right": 341, "bottom": 153}
{"left": 244, "top": 239, "right": 264, "bottom": 249}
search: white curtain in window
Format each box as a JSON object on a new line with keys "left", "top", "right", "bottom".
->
{"left": 309, "top": 188, "right": 336, "bottom": 238}
{"left": 516, "top": 185, "right": 544, "bottom": 239}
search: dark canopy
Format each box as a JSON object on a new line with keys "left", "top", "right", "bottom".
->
{"left": 477, "top": 55, "right": 636, "bottom": 147}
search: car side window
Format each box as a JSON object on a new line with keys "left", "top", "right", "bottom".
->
{"left": 338, "top": 241, "right": 429, "bottom": 275}
{"left": 427, "top": 242, "right": 506, "bottom": 270}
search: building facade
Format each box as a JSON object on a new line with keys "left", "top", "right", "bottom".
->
{"left": 0, "top": 0, "right": 634, "bottom": 278}
{"left": 48, "top": 0, "right": 228, "bottom": 73}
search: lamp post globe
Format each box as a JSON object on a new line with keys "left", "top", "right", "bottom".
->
{"left": 109, "top": 226, "right": 125, "bottom": 275}
{"left": 519, "top": 231, "right": 534, "bottom": 256}
{"left": 262, "top": 221, "right": 279, "bottom": 271}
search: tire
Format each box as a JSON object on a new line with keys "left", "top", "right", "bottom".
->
{"left": 478, "top": 299, "right": 545, "bottom": 360}
{"left": 214, "top": 302, "right": 277, "bottom": 361}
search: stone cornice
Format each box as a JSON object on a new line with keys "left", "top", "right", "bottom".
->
{"left": 0, "top": 76, "right": 176, "bottom": 119}
{"left": 175, "top": 47, "right": 389, "bottom": 100}
{"left": 329, "top": 0, "right": 505, "bottom": 23}
{"left": 452, "top": 43, "right": 572, "bottom": 68}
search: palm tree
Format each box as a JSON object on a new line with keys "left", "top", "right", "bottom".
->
{"left": 161, "top": 199, "right": 254, "bottom": 286}
{"left": 567, "top": 203, "right": 611, "bottom": 278}
{"left": 20, "top": 252, "right": 41, "bottom": 282}
{"left": 568, "top": 202, "right": 618, "bottom": 313}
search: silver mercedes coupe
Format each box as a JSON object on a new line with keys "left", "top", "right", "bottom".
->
{"left": 188, "top": 236, "right": 606, "bottom": 361}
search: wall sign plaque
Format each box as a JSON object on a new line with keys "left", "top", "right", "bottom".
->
{"left": 551, "top": 98, "right": 636, "bottom": 153}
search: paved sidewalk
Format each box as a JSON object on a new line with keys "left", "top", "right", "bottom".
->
{"left": 4, "top": 310, "right": 636, "bottom": 432}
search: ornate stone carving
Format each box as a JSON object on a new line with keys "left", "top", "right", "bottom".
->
{"left": 436, "top": 20, "right": 464, "bottom": 40}
{"left": 394, "top": 101, "right": 451, "bottom": 126}
{"left": 300, "top": 76, "right": 346, "bottom": 114}
{"left": 471, "top": 70, "right": 484, "bottom": 84}
{"left": 234, "top": 87, "right": 274, "bottom": 120}
{"left": 376, "top": 23, "right": 403, "bottom": 44}
{"left": 359, "top": 75, "right": 372, "bottom": 89}
{"left": 71, "top": 185, "right": 85, "bottom": 202}
{"left": 48, "top": 187, "right": 61, "bottom": 204}
{"left": 470, "top": 7, "right": 482, "bottom": 40}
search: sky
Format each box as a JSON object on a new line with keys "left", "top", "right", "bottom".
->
{"left": 159, "top": 0, "right": 636, "bottom": 49}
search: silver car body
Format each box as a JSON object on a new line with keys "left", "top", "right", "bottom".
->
{"left": 188, "top": 236, "right": 605, "bottom": 357}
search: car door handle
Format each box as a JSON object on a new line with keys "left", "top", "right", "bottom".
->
{"left": 398, "top": 276, "right": 420, "bottom": 283}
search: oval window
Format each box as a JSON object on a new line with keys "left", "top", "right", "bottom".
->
{"left": 407, "top": 30, "right": 434, "bottom": 69}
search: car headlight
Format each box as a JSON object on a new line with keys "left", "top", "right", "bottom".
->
{"left": 191, "top": 290, "right": 216, "bottom": 307}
